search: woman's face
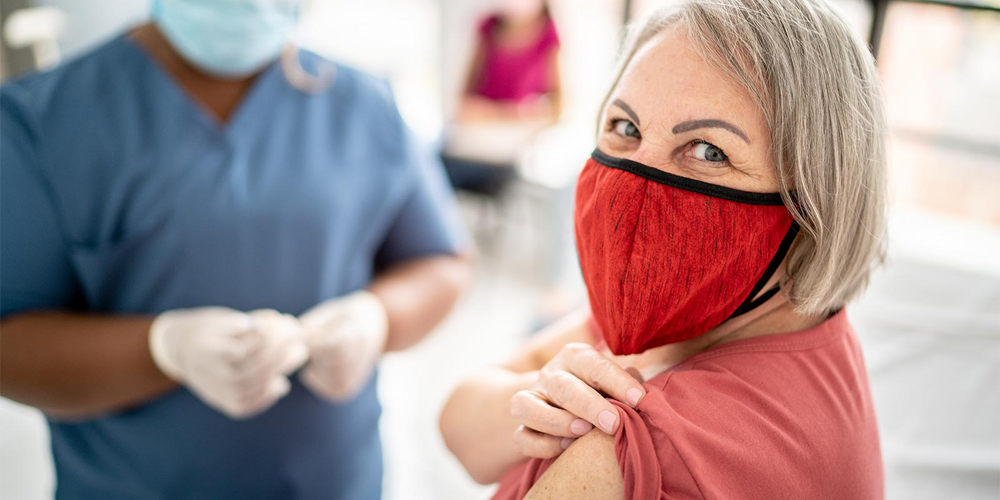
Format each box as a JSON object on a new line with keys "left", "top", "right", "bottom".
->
{"left": 496, "top": 0, "right": 546, "bottom": 20}
{"left": 598, "top": 27, "right": 778, "bottom": 192}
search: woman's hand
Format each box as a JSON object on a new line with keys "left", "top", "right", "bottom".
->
{"left": 510, "top": 342, "right": 646, "bottom": 459}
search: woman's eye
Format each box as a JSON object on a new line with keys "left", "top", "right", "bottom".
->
{"left": 691, "top": 141, "right": 728, "bottom": 163}
{"left": 611, "top": 119, "right": 640, "bottom": 139}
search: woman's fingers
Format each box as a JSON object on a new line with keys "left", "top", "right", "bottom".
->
{"left": 512, "top": 425, "right": 572, "bottom": 459}
{"left": 512, "top": 341, "right": 645, "bottom": 456}
{"left": 510, "top": 390, "right": 594, "bottom": 438}
{"left": 562, "top": 343, "right": 646, "bottom": 408}
{"left": 541, "top": 369, "right": 621, "bottom": 434}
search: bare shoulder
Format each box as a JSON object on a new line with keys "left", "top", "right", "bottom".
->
{"left": 523, "top": 430, "right": 623, "bottom": 500}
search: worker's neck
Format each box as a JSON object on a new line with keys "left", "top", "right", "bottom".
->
{"left": 128, "top": 23, "right": 260, "bottom": 123}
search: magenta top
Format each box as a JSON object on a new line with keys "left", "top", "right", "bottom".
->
{"left": 472, "top": 15, "right": 560, "bottom": 102}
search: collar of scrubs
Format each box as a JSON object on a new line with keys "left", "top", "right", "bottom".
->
{"left": 122, "top": 34, "right": 289, "bottom": 138}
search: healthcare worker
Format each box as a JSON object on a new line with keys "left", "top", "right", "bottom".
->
{"left": 0, "top": 0, "right": 470, "bottom": 498}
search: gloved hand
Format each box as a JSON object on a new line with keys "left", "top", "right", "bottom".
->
{"left": 299, "top": 290, "right": 389, "bottom": 402}
{"left": 149, "top": 307, "right": 308, "bottom": 419}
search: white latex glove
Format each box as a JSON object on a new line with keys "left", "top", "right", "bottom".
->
{"left": 299, "top": 290, "right": 389, "bottom": 402}
{"left": 149, "top": 307, "right": 308, "bottom": 419}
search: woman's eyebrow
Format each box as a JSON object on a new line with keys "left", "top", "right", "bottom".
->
{"left": 672, "top": 119, "right": 750, "bottom": 143}
{"left": 611, "top": 98, "right": 641, "bottom": 126}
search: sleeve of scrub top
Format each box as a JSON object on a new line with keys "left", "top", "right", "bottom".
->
{"left": 0, "top": 87, "right": 82, "bottom": 317}
{"left": 374, "top": 124, "right": 468, "bottom": 268}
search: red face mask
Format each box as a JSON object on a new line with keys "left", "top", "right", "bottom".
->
{"left": 575, "top": 150, "right": 798, "bottom": 355}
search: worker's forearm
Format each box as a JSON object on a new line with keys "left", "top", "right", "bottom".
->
{"left": 440, "top": 368, "right": 537, "bottom": 484}
{"left": 0, "top": 312, "right": 176, "bottom": 419}
{"left": 369, "top": 254, "right": 471, "bottom": 352}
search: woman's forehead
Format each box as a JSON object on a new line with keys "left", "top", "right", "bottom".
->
{"left": 611, "top": 28, "right": 766, "bottom": 139}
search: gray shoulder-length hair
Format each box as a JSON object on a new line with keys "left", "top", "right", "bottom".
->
{"left": 602, "top": 0, "right": 888, "bottom": 314}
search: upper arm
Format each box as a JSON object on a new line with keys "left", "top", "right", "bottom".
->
{"left": 523, "top": 430, "right": 623, "bottom": 500}
{"left": 462, "top": 16, "right": 494, "bottom": 96}
{"left": 373, "top": 96, "right": 468, "bottom": 269}
{"left": 521, "top": 399, "right": 668, "bottom": 500}
{"left": 544, "top": 49, "right": 562, "bottom": 118}
{"left": 462, "top": 38, "right": 487, "bottom": 96}
{"left": 546, "top": 49, "right": 562, "bottom": 97}
{"left": 0, "top": 87, "right": 81, "bottom": 317}
{"left": 373, "top": 141, "right": 467, "bottom": 267}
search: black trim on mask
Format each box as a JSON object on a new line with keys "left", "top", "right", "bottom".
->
{"left": 727, "top": 222, "right": 800, "bottom": 320}
{"left": 591, "top": 149, "right": 785, "bottom": 206}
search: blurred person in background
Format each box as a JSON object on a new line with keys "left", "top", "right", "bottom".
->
{"left": 441, "top": 0, "right": 562, "bottom": 194}
{"left": 457, "top": 0, "right": 561, "bottom": 124}
{"left": 441, "top": 0, "right": 888, "bottom": 498}
{"left": 0, "top": 0, "right": 469, "bottom": 498}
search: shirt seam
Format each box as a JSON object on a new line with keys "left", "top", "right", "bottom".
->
{"left": 685, "top": 332, "right": 844, "bottom": 367}
{"left": 661, "top": 327, "right": 847, "bottom": 377}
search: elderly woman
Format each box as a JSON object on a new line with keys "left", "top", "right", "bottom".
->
{"left": 440, "top": 0, "right": 886, "bottom": 498}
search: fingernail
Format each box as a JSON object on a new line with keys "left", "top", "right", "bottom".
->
{"left": 626, "top": 387, "right": 644, "bottom": 407}
{"left": 570, "top": 418, "right": 593, "bottom": 435}
{"left": 598, "top": 410, "right": 617, "bottom": 433}
{"left": 561, "top": 437, "right": 576, "bottom": 449}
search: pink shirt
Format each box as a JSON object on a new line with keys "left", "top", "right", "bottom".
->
{"left": 493, "top": 310, "right": 884, "bottom": 499}
{"left": 473, "top": 15, "right": 560, "bottom": 102}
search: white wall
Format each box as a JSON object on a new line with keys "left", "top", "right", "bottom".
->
{"left": 33, "top": 0, "right": 151, "bottom": 60}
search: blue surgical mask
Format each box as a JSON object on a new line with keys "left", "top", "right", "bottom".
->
{"left": 152, "top": 0, "right": 300, "bottom": 78}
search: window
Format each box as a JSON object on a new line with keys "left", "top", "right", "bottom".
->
{"left": 876, "top": 2, "right": 1000, "bottom": 225}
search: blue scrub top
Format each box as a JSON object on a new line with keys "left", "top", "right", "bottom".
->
{"left": 0, "top": 35, "right": 464, "bottom": 500}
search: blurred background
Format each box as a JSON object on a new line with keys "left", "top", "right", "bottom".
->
{"left": 0, "top": 0, "right": 998, "bottom": 499}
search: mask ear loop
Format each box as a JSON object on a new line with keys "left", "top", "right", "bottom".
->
{"left": 280, "top": 44, "right": 336, "bottom": 94}
{"left": 726, "top": 221, "right": 800, "bottom": 319}
{"left": 280, "top": 17, "right": 337, "bottom": 95}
